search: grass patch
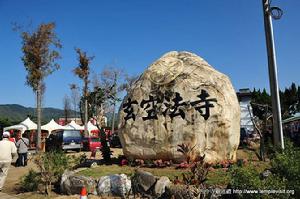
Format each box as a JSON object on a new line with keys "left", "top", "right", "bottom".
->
{"left": 206, "top": 169, "right": 230, "bottom": 186}
{"left": 77, "top": 149, "right": 272, "bottom": 188}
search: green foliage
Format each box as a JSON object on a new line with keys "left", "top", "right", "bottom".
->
{"left": 230, "top": 140, "right": 300, "bottom": 198}
{"left": 0, "top": 104, "right": 77, "bottom": 123}
{"left": 252, "top": 83, "right": 300, "bottom": 119}
{"left": 181, "top": 155, "right": 209, "bottom": 188}
{"left": 230, "top": 165, "right": 286, "bottom": 199}
{"left": 34, "top": 150, "right": 80, "bottom": 195}
{"left": 177, "top": 143, "right": 196, "bottom": 163}
{"left": 280, "top": 83, "right": 299, "bottom": 117}
{"left": 251, "top": 88, "right": 272, "bottom": 120}
{"left": 271, "top": 140, "right": 300, "bottom": 198}
{"left": 230, "top": 165, "right": 262, "bottom": 190}
{"left": 20, "top": 169, "right": 41, "bottom": 192}
{"left": 100, "top": 128, "right": 112, "bottom": 163}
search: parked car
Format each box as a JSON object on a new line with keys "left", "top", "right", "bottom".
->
{"left": 46, "top": 130, "right": 82, "bottom": 152}
{"left": 82, "top": 136, "right": 101, "bottom": 151}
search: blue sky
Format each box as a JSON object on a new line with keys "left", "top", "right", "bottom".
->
{"left": 0, "top": 0, "right": 299, "bottom": 109}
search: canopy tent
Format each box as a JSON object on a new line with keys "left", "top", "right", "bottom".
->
{"left": 4, "top": 117, "right": 37, "bottom": 134}
{"left": 41, "top": 119, "right": 66, "bottom": 133}
{"left": 87, "top": 121, "right": 98, "bottom": 132}
{"left": 65, "top": 120, "right": 84, "bottom": 130}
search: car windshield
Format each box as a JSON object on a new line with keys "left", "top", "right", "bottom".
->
{"left": 64, "top": 131, "right": 81, "bottom": 138}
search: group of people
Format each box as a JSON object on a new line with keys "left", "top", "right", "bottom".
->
{"left": 0, "top": 131, "right": 29, "bottom": 192}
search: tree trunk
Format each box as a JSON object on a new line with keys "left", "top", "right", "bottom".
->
{"left": 83, "top": 78, "right": 89, "bottom": 137}
{"left": 111, "top": 73, "right": 117, "bottom": 135}
{"left": 111, "top": 103, "right": 115, "bottom": 135}
{"left": 36, "top": 83, "right": 42, "bottom": 152}
{"left": 84, "top": 98, "right": 88, "bottom": 137}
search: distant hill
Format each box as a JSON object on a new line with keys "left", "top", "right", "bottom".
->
{"left": 0, "top": 104, "right": 73, "bottom": 124}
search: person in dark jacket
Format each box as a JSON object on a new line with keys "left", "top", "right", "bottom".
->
{"left": 16, "top": 135, "right": 29, "bottom": 167}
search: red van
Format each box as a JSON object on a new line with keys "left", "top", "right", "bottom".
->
{"left": 82, "top": 137, "right": 101, "bottom": 151}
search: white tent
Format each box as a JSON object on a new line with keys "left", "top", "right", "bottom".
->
{"left": 65, "top": 120, "right": 84, "bottom": 130}
{"left": 87, "top": 121, "right": 98, "bottom": 132}
{"left": 41, "top": 119, "right": 66, "bottom": 133}
{"left": 4, "top": 117, "right": 37, "bottom": 134}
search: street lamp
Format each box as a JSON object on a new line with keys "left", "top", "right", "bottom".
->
{"left": 261, "top": 0, "right": 284, "bottom": 149}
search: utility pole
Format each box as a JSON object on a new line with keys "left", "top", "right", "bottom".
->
{"left": 261, "top": 0, "right": 284, "bottom": 149}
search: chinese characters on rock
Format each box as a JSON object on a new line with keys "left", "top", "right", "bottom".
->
{"left": 123, "top": 89, "right": 217, "bottom": 122}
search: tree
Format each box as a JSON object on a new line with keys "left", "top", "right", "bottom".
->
{"left": 100, "top": 68, "right": 123, "bottom": 134}
{"left": 88, "top": 86, "right": 113, "bottom": 163}
{"left": 63, "top": 95, "right": 71, "bottom": 123}
{"left": 69, "top": 84, "right": 80, "bottom": 121}
{"left": 73, "top": 48, "right": 92, "bottom": 137}
{"left": 119, "top": 73, "right": 138, "bottom": 93}
{"left": 19, "top": 22, "right": 61, "bottom": 151}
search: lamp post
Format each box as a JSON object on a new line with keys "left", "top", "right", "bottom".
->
{"left": 261, "top": 0, "right": 284, "bottom": 149}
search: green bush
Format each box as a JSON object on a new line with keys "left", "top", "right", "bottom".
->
{"left": 271, "top": 140, "right": 300, "bottom": 198}
{"left": 229, "top": 140, "right": 300, "bottom": 199}
{"left": 229, "top": 164, "right": 287, "bottom": 199}
{"left": 33, "top": 150, "right": 80, "bottom": 195}
{"left": 20, "top": 169, "right": 41, "bottom": 192}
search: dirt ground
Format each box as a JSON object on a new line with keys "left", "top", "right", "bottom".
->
{"left": 2, "top": 148, "right": 124, "bottom": 198}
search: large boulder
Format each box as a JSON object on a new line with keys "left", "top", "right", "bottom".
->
{"left": 118, "top": 51, "right": 240, "bottom": 163}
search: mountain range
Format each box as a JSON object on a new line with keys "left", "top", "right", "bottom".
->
{"left": 0, "top": 104, "right": 72, "bottom": 123}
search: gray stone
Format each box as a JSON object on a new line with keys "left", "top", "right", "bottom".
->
{"left": 132, "top": 170, "right": 157, "bottom": 193}
{"left": 154, "top": 176, "right": 171, "bottom": 197}
{"left": 97, "top": 174, "right": 131, "bottom": 198}
{"left": 110, "top": 174, "right": 131, "bottom": 198}
{"left": 118, "top": 51, "right": 240, "bottom": 163}
{"left": 97, "top": 176, "right": 111, "bottom": 196}
{"left": 60, "top": 171, "right": 97, "bottom": 195}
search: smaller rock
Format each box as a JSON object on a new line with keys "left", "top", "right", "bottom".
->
{"left": 60, "top": 171, "right": 97, "bottom": 195}
{"left": 154, "top": 176, "right": 171, "bottom": 197}
{"left": 97, "top": 174, "right": 131, "bottom": 198}
{"left": 111, "top": 174, "right": 131, "bottom": 198}
{"left": 133, "top": 170, "right": 157, "bottom": 192}
{"left": 97, "top": 176, "right": 111, "bottom": 195}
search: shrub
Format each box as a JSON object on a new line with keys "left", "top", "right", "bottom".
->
{"left": 270, "top": 140, "right": 300, "bottom": 198}
{"left": 181, "top": 155, "right": 209, "bottom": 188}
{"left": 177, "top": 143, "right": 196, "bottom": 163}
{"left": 100, "top": 128, "right": 112, "bottom": 163}
{"left": 20, "top": 169, "right": 40, "bottom": 192}
{"left": 34, "top": 150, "right": 80, "bottom": 195}
{"left": 229, "top": 165, "right": 287, "bottom": 199}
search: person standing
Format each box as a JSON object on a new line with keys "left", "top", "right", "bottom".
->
{"left": 0, "top": 131, "right": 17, "bottom": 192}
{"left": 16, "top": 135, "right": 29, "bottom": 167}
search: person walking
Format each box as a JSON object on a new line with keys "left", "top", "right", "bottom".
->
{"left": 16, "top": 135, "right": 29, "bottom": 167}
{"left": 0, "top": 131, "right": 17, "bottom": 192}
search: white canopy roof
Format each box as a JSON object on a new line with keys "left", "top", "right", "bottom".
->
{"left": 87, "top": 121, "right": 98, "bottom": 132}
{"left": 41, "top": 119, "right": 66, "bottom": 133}
{"left": 20, "top": 117, "right": 37, "bottom": 130}
{"left": 4, "top": 117, "right": 37, "bottom": 134}
{"left": 65, "top": 120, "right": 84, "bottom": 130}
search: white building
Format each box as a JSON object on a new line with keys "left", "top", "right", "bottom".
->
{"left": 237, "top": 88, "right": 254, "bottom": 132}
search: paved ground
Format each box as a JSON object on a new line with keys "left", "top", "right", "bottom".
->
{"left": 0, "top": 192, "right": 19, "bottom": 199}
